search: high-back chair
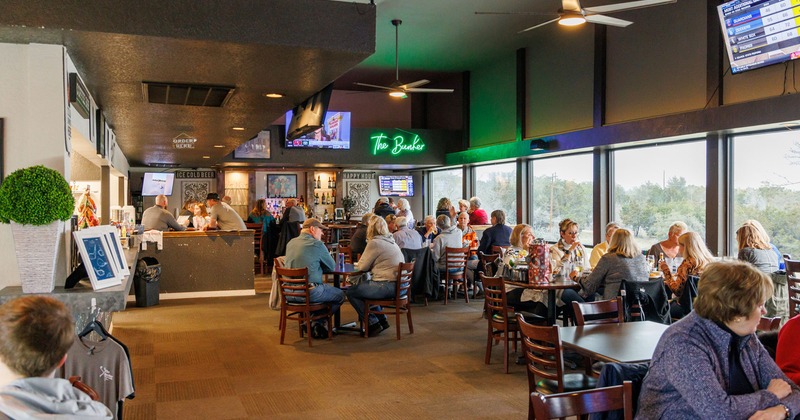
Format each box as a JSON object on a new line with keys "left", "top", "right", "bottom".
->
{"left": 482, "top": 274, "right": 520, "bottom": 373}
{"left": 443, "top": 246, "right": 470, "bottom": 304}
{"left": 245, "top": 222, "right": 265, "bottom": 275}
{"left": 363, "top": 261, "right": 415, "bottom": 340}
{"left": 479, "top": 252, "right": 500, "bottom": 277}
{"left": 619, "top": 279, "right": 671, "bottom": 324}
{"left": 275, "top": 266, "right": 333, "bottom": 347}
{"left": 757, "top": 316, "right": 781, "bottom": 332}
{"left": 786, "top": 259, "right": 800, "bottom": 319}
{"left": 530, "top": 381, "right": 633, "bottom": 420}
{"left": 517, "top": 314, "right": 596, "bottom": 398}
{"left": 572, "top": 297, "right": 624, "bottom": 326}
{"left": 678, "top": 275, "right": 700, "bottom": 317}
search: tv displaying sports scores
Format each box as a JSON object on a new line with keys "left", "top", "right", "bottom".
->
{"left": 284, "top": 110, "right": 351, "bottom": 150}
{"left": 718, "top": 0, "right": 800, "bottom": 74}
{"left": 379, "top": 175, "right": 414, "bottom": 197}
{"left": 141, "top": 172, "right": 175, "bottom": 196}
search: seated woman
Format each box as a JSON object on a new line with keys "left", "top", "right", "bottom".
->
{"left": 580, "top": 228, "right": 649, "bottom": 300}
{"left": 498, "top": 224, "right": 547, "bottom": 318}
{"left": 345, "top": 216, "right": 404, "bottom": 337}
{"left": 660, "top": 231, "right": 715, "bottom": 319}
{"left": 638, "top": 260, "right": 800, "bottom": 419}
{"left": 745, "top": 219, "right": 787, "bottom": 271}
{"left": 395, "top": 198, "right": 415, "bottom": 230}
{"left": 777, "top": 314, "right": 800, "bottom": 385}
{"left": 247, "top": 198, "right": 275, "bottom": 245}
{"left": 434, "top": 197, "right": 455, "bottom": 223}
{"left": 737, "top": 222, "right": 779, "bottom": 274}
{"left": 191, "top": 203, "right": 211, "bottom": 231}
{"left": 417, "top": 215, "right": 441, "bottom": 246}
{"left": 549, "top": 218, "right": 590, "bottom": 276}
{"left": 647, "top": 221, "right": 688, "bottom": 272}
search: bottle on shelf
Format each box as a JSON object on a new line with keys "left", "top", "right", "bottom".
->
{"left": 299, "top": 195, "right": 304, "bottom": 204}
{"left": 323, "top": 208, "right": 329, "bottom": 221}
{"left": 316, "top": 175, "right": 321, "bottom": 189}
{"left": 331, "top": 174, "right": 336, "bottom": 188}
{"left": 314, "top": 193, "right": 319, "bottom": 205}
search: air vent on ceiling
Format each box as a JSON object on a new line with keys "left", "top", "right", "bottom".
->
{"left": 148, "top": 162, "right": 181, "bottom": 168}
{"left": 142, "top": 82, "right": 235, "bottom": 107}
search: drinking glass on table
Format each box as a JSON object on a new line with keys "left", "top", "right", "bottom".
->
{"left": 647, "top": 255, "right": 656, "bottom": 271}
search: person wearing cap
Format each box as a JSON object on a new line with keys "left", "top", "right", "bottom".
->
{"left": 284, "top": 219, "right": 344, "bottom": 336}
{"left": 141, "top": 194, "right": 186, "bottom": 231}
{"left": 205, "top": 193, "right": 246, "bottom": 231}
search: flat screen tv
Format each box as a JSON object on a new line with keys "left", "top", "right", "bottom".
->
{"left": 718, "top": 0, "right": 800, "bottom": 74}
{"left": 284, "top": 111, "right": 351, "bottom": 150}
{"left": 379, "top": 175, "right": 414, "bottom": 197}
{"left": 285, "top": 83, "right": 333, "bottom": 141}
{"left": 141, "top": 172, "right": 175, "bottom": 196}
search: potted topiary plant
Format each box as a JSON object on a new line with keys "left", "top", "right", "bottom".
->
{"left": 0, "top": 165, "right": 75, "bottom": 293}
{"left": 342, "top": 196, "right": 355, "bottom": 221}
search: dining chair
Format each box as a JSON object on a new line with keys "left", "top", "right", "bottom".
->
{"left": 491, "top": 245, "right": 510, "bottom": 257}
{"left": 530, "top": 381, "right": 633, "bottom": 420}
{"left": 786, "top": 259, "right": 800, "bottom": 319}
{"left": 275, "top": 266, "right": 333, "bottom": 347}
{"left": 363, "top": 261, "right": 415, "bottom": 340}
{"left": 677, "top": 275, "right": 700, "bottom": 318}
{"left": 443, "top": 246, "right": 470, "bottom": 305}
{"left": 619, "top": 279, "right": 671, "bottom": 324}
{"left": 478, "top": 252, "right": 500, "bottom": 277}
{"left": 572, "top": 297, "right": 624, "bottom": 326}
{"left": 517, "top": 314, "right": 596, "bottom": 397}
{"left": 482, "top": 274, "right": 520, "bottom": 373}
{"left": 245, "top": 222, "right": 264, "bottom": 275}
{"left": 757, "top": 316, "right": 781, "bottom": 332}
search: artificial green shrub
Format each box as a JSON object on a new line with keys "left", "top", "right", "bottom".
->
{"left": 0, "top": 165, "right": 74, "bottom": 225}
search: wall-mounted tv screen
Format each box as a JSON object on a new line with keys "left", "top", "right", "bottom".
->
{"left": 141, "top": 172, "right": 175, "bottom": 196}
{"left": 718, "top": 0, "right": 800, "bottom": 74}
{"left": 379, "top": 175, "right": 414, "bottom": 197}
{"left": 284, "top": 111, "right": 351, "bottom": 150}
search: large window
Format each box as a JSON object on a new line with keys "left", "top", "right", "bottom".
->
{"left": 733, "top": 131, "right": 800, "bottom": 259}
{"left": 613, "top": 141, "right": 706, "bottom": 251}
{"left": 474, "top": 162, "right": 518, "bottom": 225}
{"left": 531, "top": 154, "right": 593, "bottom": 243}
{"left": 429, "top": 168, "right": 463, "bottom": 217}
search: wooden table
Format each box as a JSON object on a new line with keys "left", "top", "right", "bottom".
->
{"left": 559, "top": 321, "right": 669, "bottom": 364}
{"left": 507, "top": 278, "right": 580, "bottom": 325}
{"left": 328, "top": 262, "right": 362, "bottom": 331}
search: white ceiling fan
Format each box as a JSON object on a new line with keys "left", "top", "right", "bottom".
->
{"left": 477, "top": 0, "right": 677, "bottom": 33}
{"left": 354, "top": 19, "right": 454, "bottom": 99}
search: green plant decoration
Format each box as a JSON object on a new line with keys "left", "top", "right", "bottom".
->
{"left": 0, "top": 165, "right": 75, "bottom": 225}
{"left": 341, "top": 196, "right": 355, "bottom": 212}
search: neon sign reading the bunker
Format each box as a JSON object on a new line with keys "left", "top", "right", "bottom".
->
{"left": 371, "top": 132, "right": 426, "bottom": 156}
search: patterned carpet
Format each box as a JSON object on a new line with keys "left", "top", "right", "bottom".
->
{"left": 112, "top": 289, "right": 530, "bottom": 419}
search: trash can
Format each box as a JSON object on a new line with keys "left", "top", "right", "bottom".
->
{"left": 134, "top": 257, "right": 160, "bottom": 307}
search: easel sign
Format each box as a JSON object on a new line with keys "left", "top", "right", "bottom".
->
{"left": 96, "top": 225, "right": 130, "bottom": 278}
{"left": 73, "top": 228, "right": 123, "bottom": 290}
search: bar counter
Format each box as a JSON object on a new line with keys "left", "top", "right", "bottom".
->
{"left": 136, "top": 229, "right": 255, "bottom": 293}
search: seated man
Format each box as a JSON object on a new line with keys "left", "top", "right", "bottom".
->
{"left": 393, "top": 216, "right": 423, "bottom": 250}
{"left": 431, "top": 215, "right": 464, "bottom": 272}
{"left": 141, "top": 194, "right": 186, "bottom": 231}
{"left": 0, "top": 296, "right": 113, "bottom": 419}
{"left": 284, "top": 218, "right": 345, "bottom": 338}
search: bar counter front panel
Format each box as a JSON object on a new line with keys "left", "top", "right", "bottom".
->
{"left": 136, "top": 230, "right": 254, "bottom": 293}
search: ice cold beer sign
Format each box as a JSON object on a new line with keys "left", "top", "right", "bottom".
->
{"left": 370, "top": 132, "right": 425, "bottom": 156}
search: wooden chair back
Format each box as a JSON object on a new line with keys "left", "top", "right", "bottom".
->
{"left": 482, "top": 274, "right": 520, "bottom": 373}
{"left": 275, "top": 266, "right": 312, "bottom": 308}
{"left": 531, "top": 381, "right": 634, "bottom": 420}
{"left": 444, "top": 246, "right": 470, "bottom": 304}
{"left": 275, "top": 266, "right": 332, "bottom": 346}
{"left": 479, "top": 252, "right": 500, "bottom": 277}
{"left": 572, "top": 297, "right": 624, "bottom": 326}
{"left": 364, "top": 261, "right": 416, "bottom": 339}
{"left": 757, "top": 316, "right": 781, "bottom": 332}
{"left": 491, "top": 245, "right": 510, "bottom": 256}
{"left": 245, "top": 222, "right": 264, "bottom": 274}
{"left": 517, "top": 314, "right": 564, "bottom": 393}
{"left": 338, "top": 239, "right": 351, "bottom": 248}
{"left": 338, "top": 245, "right": 354, "bottom": 264}
{"left": 787, "top": 259, "right": 800, "bottom": 319}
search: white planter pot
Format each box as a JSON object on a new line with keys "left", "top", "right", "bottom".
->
{"left": 10, "top": 220, "right": 63, "bottom": 293}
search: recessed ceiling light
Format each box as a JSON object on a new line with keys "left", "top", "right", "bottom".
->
{"left": 213, "top": 144, "right": 225, "bottom": 148}
{"left": 264, "top": 93, "right": 284, "bottom": 98}
{"left": 232, "top": 127, "right": 245, "bottom": 131}
{"left": 202, "top": 155, "right": 211, "bottom": 159}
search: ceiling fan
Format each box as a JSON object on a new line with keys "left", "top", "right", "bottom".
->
{"left": 354, "top": 19, "right": 453, "bottom": 99}
{"left": 477, "top": 0, "right": 677, "bottom": 34}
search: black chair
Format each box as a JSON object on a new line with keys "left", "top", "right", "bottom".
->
{"left": 678, "top": 274, "right": 700, "bottom": 317}
{"left": 619, "top": 279, "right": 671, "bottom": 324}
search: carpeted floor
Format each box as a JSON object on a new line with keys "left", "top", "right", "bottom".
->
{"left": 112, "top": 284, "right": 530, "bottom": 419}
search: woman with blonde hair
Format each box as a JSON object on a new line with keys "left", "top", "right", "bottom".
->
{"left": 580, "top": 228, "right": 649, "bottom": 300}
{"left": 744, "top": 219, "right": 786, "bottom": 271}
{"left": 345, "top": 216, "right": 404, "bottom": 337}
{"left": 737, "top": 222, "right": 779, "bottom": 273}
{"left": 661, "top": 231, "right": 715, "bottom": 319}
{"left": 638, "top": 260, "right": 800, "bottom": 419}
{"left": 549, "top": 218, "right": 590, "bottom": 278}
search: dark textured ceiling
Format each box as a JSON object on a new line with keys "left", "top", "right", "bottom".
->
{"left": 0, "top": 0, "right": 669, "bottom": 169}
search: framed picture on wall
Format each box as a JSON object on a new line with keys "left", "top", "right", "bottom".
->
{"left": 73, "top": 228, "right": 123, "bottom": 290}
{"left": 267, "top": 174, "right": 297, "bottom": 198}
{"left": 233, "top": 129, "right": 271, "bottom": 159}
{"left": 334, "top": 208, "right": 345, "bottom": 221}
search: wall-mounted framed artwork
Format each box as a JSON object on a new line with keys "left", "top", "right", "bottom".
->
{"left": 233, "top": 129, "right": 271, "bottom": 159}
{"left": 267, "top": 174, "right": 297, "bottom": 198}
